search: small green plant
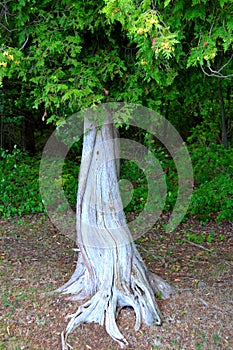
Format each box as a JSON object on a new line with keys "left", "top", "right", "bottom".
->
{"left": 185, "top": 232, "right": 206, "bottom": 244}
{"left": 213, "top": 333, "right": 221, "bottom": 346}
{"left": 184, "top": 230, "right": 224, "bottom": 244}
{"left": 156, "top": 290, "right": 163, "bottom": 300}
{"left": 206, "top": 230, "right": 215, "bottom": 243}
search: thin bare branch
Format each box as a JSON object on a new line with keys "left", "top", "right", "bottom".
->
{"left": 0, "top": 22, "right": 18, "bottom": 32}
{"left": 19, "top": 36, "right": 29, "bottom": 50}
{"left": 183, "top": 238, "right": 212, "bottom": 252}
{"left": 200, "top": 59, "right": 233, "bottom": 79}
{"left": 218, "top": 54, "right": 233, "bottom": 73}
{"left": 208, "top": 16, "right": 216, "bottom": 38}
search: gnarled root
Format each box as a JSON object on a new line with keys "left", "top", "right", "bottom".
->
{"left": 147, "top": 270, "right": 173, "bottom": 300}
{"left": 58, "top": 248, "right": 172, "bottom": 349}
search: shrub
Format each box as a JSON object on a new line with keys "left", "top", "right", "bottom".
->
{"left": 0, "top": 142, "right": 232, "bottom": 225}
{"left": 190, "top": 173, "right": 233, "bottom": 223}
{"left": 0, "top": 147, "right": 43, "bottom": 217}
{"left": 188, "top": 144, "right": 233, "bottom": 223}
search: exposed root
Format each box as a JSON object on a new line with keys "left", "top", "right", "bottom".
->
{"left": 62, "top": 282, "right": 162, "bottom": 349}
{"left": 64, "top": 290, "right": 128, "bottom": 348}
{"left": 58, "top": 248, "right": 172, "bottom": 349}
{"left": 147, "top": 271, "right": 173, "bottom": 300}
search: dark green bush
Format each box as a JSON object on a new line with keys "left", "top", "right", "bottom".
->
{"left": 0, "top": 147, "right": 80, "bottom": 218}
{"left": 123, "top": 143, "right": 233, "bottom": 224}
{"left": 189, "top": 144, "right": 233, "bottom": 185}
{"left": 0, "top": 143, "right": 232, "bottom": 225}
{"left": 190, "top": 173, "right": 233, "bottom": 223}
{"left": 0, "top": 147, "right": 43, "bottom": 217}
{"left": 189, "top": 144, "right": 233, "bottom": 223}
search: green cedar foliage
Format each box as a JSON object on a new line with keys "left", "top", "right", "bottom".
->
{"left": 0, "top": 0, "right": 232, "bottom": 144}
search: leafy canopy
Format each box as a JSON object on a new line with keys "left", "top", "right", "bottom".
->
{"left": 1, "top": 0, "right": 232, "bottom": 124}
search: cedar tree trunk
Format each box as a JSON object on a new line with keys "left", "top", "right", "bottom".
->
{"left": 57, "top": 114, "right": 172, "bottom": 348}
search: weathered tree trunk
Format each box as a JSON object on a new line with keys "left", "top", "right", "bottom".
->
{"left": 57, "top": 114, "right": 172, "bottom": 348}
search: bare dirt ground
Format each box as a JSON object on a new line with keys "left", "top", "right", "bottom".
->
{"left": 0, "top": 214, "right": 232, "bottom": 350}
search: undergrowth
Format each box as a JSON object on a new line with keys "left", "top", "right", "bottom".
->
{"left": 0, "top": 143, "right": 232, "bottom": 224}
{"left": 0, "top": 147, "right": 43, "bottom": 217}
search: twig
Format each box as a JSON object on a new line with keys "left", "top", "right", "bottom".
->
{"left": 218, "top": 54, "right": 233, "bottom": 72}
{"left": 19, "top": 36, "right": 29, "bottom": 50}
{"left": 200, "top": 58, "right": 233, "bottom": 79}
{"left": 183, "top": 238, "right": 212, "bottom": 252}
{"left": 198, "top": 297, "right": 209, "bottom": 307}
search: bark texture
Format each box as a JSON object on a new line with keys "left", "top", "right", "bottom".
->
{"left": 57, "top": 115, "right": 172, "bottom": 348}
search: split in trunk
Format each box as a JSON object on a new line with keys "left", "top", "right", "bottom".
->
{"left": 57, "top": 114, "right": 172, "bottom": 349}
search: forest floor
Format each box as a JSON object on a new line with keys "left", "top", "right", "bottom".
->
{"left": 0, "top": 213, "right": 232, "bottom": 350}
